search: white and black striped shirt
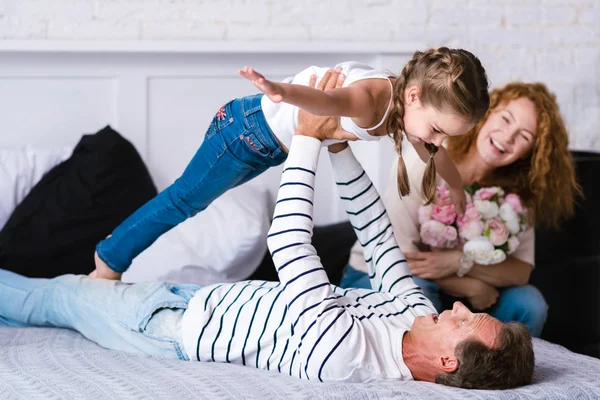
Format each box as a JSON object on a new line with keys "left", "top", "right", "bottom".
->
{"left": 181, "top": 136, "right": 436, "bottom": 383}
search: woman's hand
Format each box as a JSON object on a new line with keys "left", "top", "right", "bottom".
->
{"left": 238, "top": 66, "right": 285, "bottom": 103}
{"left": 466, "top": 279, "right": 499, "bottom": 310}
{"left": 406, "top": 249, "right": 462, "bottom": 279}
{"left": 296, "top": 69, "right": 357, "bottom": 142}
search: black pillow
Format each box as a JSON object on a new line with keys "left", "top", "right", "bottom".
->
{"left": 0, "top": 126, "right": 157, "bottom": 278}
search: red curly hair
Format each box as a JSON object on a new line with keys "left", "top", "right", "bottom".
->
{"left": 446, "top": 82, "right": 581, "bottom": 228}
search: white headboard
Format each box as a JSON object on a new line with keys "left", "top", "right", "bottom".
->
{"left": 0, "top": 41, "right": 408, "bottom": 225}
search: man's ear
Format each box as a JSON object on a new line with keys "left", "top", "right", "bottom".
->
{"left": 439, "top": 356, "right": 459, "bottom": 373}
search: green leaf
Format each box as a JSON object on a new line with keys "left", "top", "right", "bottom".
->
{"left": 484, "top": 226, "right": 491, "bottom": 237}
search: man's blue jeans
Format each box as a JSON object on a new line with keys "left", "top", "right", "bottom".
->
{"left": 341, "top": 264, "right": 548, "bottom": 337}
{"left": 0, "top": 268, "right": 200, "bottom": 359}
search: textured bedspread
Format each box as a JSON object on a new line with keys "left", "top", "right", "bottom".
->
{"left": 1, "top": 327, "right": 599, "bottom": 399}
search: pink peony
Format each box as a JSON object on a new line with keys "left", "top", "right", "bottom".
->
{"left": 465, "top": 191, "right": 473, "bottom": 205}
{"left": 504, "top": 193, "right": 525, "bottom": 214}
{"left": 431, "top": 204, "right": 457, "bottom": 225}
{"left": 418, "top": 204, "right": 433, "bottom": 225}
{"left": 443, "top": 225, "right": 458, "bottom": 243}
{"left": 420, "top": 220, "right": 457, "bottom": 248}
{"left": 459, "top": 219, "right": 485, "bottom": 241}
{"left": 434, "top": 185, "right": 452, "bottom": 206}
{"left": 485, "top": 218, "right": 509, "bottom": 246}
{"left": 474, "top": 187, "right": 504, "bottom": 201}
{"left": 456, "top": 203, "right": 482, "bottom": 228}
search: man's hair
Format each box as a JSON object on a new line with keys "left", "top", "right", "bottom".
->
{"left": 435, "top": 322, "right": 535, "bottom": 390}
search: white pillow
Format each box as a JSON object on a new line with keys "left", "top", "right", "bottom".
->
{"left": 0, "top": 146, "right": 74, "bottom": 229}
{"left": 123, "top": 183, "right": 272, "bottom": 285}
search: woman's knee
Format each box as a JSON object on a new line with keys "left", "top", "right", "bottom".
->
{"left": 507, "top": 285, "right": 548, "bottom": 317}
{"left": 340, "top": 265, "right": 372, "bottom": 289}
{"left": 496, "top": 284, "right": 548, "bottom": 337}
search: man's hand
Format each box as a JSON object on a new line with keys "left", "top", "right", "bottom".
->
{"left": 467, "top": 279, "right": 499, "bottom": 310}
{"left": 296, "top": 68, "right": 357, "bottom": 142}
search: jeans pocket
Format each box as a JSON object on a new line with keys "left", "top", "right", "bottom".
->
{"left": 241, "top": 131, "right": 271, "bottom": 157}
{"left": 206, "top": 100, "right": 235, "bottom": 140}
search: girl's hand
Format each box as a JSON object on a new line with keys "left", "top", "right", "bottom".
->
{"left": 449, "top": 186, "right": 467, "bottom": 216}
{"left": 238, "top": 66, "right": 284, "bottom": 103}
{"left": 406, "top": 249, "right": 462, "bottom": 280}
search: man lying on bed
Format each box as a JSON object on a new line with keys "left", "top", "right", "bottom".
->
{"left": 0, "top": 70, "right": 534, "bottom": 390}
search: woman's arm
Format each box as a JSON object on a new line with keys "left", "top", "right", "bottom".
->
{"left": 434, "top": 276, "right": 500, "bottom": 310}
{"left": 406, "top": 248, "right": 533, "bottom": 287}
{"left": 467, "top": 257, "right": 533, "bottom": 287}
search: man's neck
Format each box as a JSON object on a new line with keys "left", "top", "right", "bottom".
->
{"left": 402, "top": 331, "right": 438, "bottom": 383}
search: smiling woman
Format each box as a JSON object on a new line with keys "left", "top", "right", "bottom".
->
{"left": 341, "top": 82, "right": 582, "bottom": 338}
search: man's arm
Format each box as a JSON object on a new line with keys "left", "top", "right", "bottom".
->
{"left": 328, "top": 145, "right": 436, "bottom": 313}
{"left": 266, "top": 135, "right": 337, "bottom": 319}
{"left": 268, "top": 135, "right": 364, "bottom": 382}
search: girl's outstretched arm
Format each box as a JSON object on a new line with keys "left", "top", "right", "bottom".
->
{"left": 238, "top": 66, "right": 383, "bottom": 127}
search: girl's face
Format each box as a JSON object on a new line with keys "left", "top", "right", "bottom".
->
{"left": 475, "top": 97, "right": 537, "bottom": 168}
{"left": 402, "top": 85, "right": 473, "bottom": 147}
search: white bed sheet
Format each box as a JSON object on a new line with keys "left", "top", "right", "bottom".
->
{"left": 1, "top": 326, "right": 599, "bottom": 400}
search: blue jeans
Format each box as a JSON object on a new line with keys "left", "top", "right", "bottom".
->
{"left": 0, "top": 268, "right": 200, "bottom": 359}
{"left": 340, "top": 264, "right": 548, "bottom": 338}
{"left": 97, "top": 94, "right": 286, "bottom": 272}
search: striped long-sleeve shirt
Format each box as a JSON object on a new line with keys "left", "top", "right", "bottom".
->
{"left": 181, "top": 135, "right": 437, "bottom": 383}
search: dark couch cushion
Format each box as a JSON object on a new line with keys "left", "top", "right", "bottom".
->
{"left": 531, "top": 151, "right": 600, "bottom": 358}
{"left": 249, "top": 221, "right": 357, "bottom": 286}
{"left": 0, "top": 126, "right": 157, "bottom": 278}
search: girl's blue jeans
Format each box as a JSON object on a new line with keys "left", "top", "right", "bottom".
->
{"left": 96, "top": 94, "right": 286, "bottom": 273}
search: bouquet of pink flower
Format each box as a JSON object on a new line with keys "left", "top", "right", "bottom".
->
{"left": 418, "top": 184, "right": 528, "bottom": 265}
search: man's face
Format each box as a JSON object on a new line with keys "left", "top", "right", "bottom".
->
{"left": 411, "top": 301, "right": 503, "bottom": 370}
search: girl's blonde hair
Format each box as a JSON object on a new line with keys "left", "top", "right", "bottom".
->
{"left": 387, "top": 47, "right": 490, "bottom": 204}
{"left": 446, "top": 82, "right": 582, "bottom": 228}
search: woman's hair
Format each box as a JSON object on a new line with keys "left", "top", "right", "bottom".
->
{"left": 387, "top": 47, "right": 490, "bottom": 204}
{"left": 446, "top": 82, "right": 581, "bottom": 228}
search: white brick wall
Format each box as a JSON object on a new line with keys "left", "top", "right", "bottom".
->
{"left": 0, "top": 0, "right": 598, "bottom": 150}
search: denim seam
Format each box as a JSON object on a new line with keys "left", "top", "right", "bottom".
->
{"left": 138, "top": 299, "right": 190, "bottom": 361}
{"left": 96, "top": 245, "right": 120, "bottom": 272}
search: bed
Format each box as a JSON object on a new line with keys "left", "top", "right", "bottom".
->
{"left": 2, "top": 45, "right": 599, "bottom": 400}
{"left": 1, "top": 326, "right": 599, "bottom": 399}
